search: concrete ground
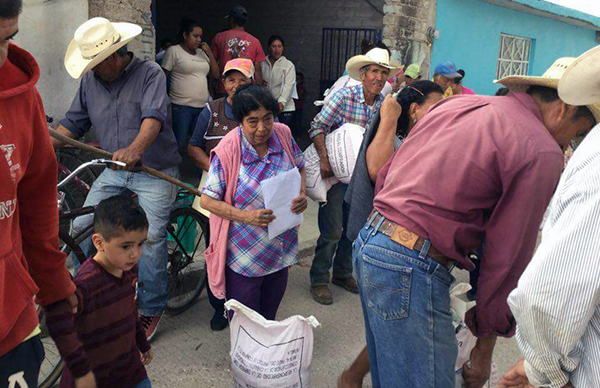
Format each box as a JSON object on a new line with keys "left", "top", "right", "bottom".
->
{"left": 147, "top": 248, "right": 521, "bottom": 388}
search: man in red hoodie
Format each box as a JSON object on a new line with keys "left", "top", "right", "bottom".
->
{"left": 0, "top": 1, "right": 76, "bottom": 387}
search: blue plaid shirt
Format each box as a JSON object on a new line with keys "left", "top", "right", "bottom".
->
{"left": 308, "top": 84, "right": 383, "bottom": 138}
{"left": 203, "top": 128, "right": 305, "bottom": 277}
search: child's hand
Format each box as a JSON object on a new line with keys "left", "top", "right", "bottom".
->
{"left": 141, "top": 349, "right": 153, "bottom": 365}
{"left": 75, "top": 372, "right": 97, "bottom": 388}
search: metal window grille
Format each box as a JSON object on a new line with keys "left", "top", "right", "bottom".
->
{"left": 320, "top": 28, "right": 383, "bottom": 95}
{"left": 496, "top": 34, "right": 532, "bottom": 79}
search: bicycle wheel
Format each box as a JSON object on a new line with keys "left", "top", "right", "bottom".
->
{"left": 37, "top": 308, "right": 64, "bottom": 388}
{"left": 37, "top": 233, "right": 84, "bottom": 388}
{"left": 166, "top": 206, "right": 209, "bottom": 314}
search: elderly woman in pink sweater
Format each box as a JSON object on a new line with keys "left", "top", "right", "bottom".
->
{"left": 200, "top": 84, "right": 307, "bottom": 320}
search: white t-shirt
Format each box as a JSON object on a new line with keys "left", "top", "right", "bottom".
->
{"left": 162, "top": 44, "right": 210, "bottom": 108}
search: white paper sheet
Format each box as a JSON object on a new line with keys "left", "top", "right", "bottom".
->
{"left": 260, "top": 167, "right": 303, "bottom": 240}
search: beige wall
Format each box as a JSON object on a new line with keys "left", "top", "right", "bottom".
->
{"left": 16, "top": 0, "right": 89, "bottom": 119}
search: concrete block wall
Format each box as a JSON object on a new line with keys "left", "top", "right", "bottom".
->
{"left": 155, "top": 0, "right": 384, "bottom": 133}
{"left": 383, "top": 0, "right": 437, "bottom": 78}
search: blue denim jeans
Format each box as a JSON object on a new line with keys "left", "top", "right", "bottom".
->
{"left": 132, "top": 377, "right": 152, "bottom": 388}
{"left": 310, "top": 183, "right": 354, "bottom": 286}
{"left": 353, "top": 213, "right": 457, "bottom": 388}
{"left": 172, "top": 103, "right": 203, "bottom": 154}
{"left": 71, "top": 167, "right": 178, "bottom": 316}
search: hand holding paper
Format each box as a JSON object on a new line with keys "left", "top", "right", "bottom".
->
{"left": 260, "top": 167, "right": 304, "bottom": 240}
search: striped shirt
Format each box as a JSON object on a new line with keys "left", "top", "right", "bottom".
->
{"left": 45, "top": 259, "right": 150, "bottom": 388}
{"left": 308, "top": 84, "right": 383, "bottom": 138}
{"left": 203, "top": 127, "right": 305, "bottom": 277}
{"left": 508, "top": 125, "right": 600, "bottom": 388}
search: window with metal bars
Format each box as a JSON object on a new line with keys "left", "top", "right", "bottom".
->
{"left": 496, "top": 33, "right": 533, "bottom": 79}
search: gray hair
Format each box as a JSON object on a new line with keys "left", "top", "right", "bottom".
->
{"left": 359, "top": 65, "right": 372, "bottom": 76}
{"left": 115, "top": 45, "right": 128, "bottom": 57}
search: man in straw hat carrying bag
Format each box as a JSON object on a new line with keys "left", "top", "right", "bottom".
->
{"left": 352, "top": 56, "right": 598, "bottom": 387}
{"left": 308, "top": 47, "right": 402, "bottom": 305}
{"left": 499, "top": 47, "right": 600, "bottom": 388}
{"left": 52, "top": 17, "right": 181, "bottom": 341}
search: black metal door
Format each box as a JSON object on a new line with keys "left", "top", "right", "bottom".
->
{"left": 320, "top": 28, "right": 383, "bottom": 95}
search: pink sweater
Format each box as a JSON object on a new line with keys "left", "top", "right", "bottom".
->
{"left": 205, "top": 123, "right": 296, "bottom": 299}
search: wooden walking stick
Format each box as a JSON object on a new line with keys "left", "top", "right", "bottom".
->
{"left": 49, "top": 129, "right": 202, "bottom": 197}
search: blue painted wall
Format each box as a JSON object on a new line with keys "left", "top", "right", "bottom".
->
{"left": 431, "top": 0, "right": 599, "bottom": 95}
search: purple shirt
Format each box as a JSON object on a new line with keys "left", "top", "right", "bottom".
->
{"left": 60, "top": 54, "right": 181, "bottom": 170}
{"left": 374, "top": 93, "right": 564, "bottom": 337}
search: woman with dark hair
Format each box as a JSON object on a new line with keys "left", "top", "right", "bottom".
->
{"left": 261, "top": 35, "right": 297, "bottom": 134}
{"left": 200, "top": 84, "right": 308, "bottom": 320}
{"left": 339, "top": 80, "right": 444, "bottom": 388}
{"left": 162, "top": 18, "right": 219, "bottom": 152}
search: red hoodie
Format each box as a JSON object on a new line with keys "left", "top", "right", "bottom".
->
{"left": 0, "top": 43, "right": 75, "bottom": 357}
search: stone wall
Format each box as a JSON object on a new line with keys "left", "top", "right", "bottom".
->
{"left": 155, "top": 0, "right": 384, "bottom": 133}
{"left": 383, "top": 0, "right": 437, "bottom": 78}
{"left": 89, "top": 0, "right": 155, "bottom": 60}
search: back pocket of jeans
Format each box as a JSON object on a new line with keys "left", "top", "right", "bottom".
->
{"left": 362, "top": 254, "right": 412, "bottom": 321}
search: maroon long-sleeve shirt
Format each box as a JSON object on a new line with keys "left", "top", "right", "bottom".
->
{"left": 44, "top": 259, "right": 150, "bottom": 388}
{"left": 374, "top": 93, "right": 563, "bottom": 337}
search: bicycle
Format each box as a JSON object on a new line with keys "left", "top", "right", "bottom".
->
{"left": 37, "top": 159, "right": 209, "bottom": 388}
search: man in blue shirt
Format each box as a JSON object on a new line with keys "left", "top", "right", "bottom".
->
{"left": 53, "top": 18, "right": 181, "bottom": 340}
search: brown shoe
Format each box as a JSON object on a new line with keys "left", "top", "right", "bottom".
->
{"left": 311, "top": 285, "right": 333, "bottom": 305}
{"left": 332, "top": 277, "right": 359, "bottom": 294}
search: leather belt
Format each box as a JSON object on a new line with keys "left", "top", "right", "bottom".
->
{"left": 368, "top": 210, "right": 456, "bottom": 270}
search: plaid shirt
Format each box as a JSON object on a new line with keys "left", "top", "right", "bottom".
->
{"left": 203, "top": 128, "right": 305, "bottom": 277}
{"left": 309, "top": 84, "right": 383, "bottom": 138}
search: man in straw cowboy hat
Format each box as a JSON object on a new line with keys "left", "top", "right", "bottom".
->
{"left": 499, "top": 47, "right": 600, "bottom": 388}
{"left": 308, "top": 46, "right": 402, "bottom": 305}
{"left": 52, "top": 17, "right": 181, "bottom": 341}
{"left": 352, "top": 56, "right": 598, "bottom": 387}
{"left": 0, "top": 1, "right": 76, "bottom": 386}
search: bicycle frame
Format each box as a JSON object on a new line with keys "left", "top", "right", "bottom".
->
{"left": 57, "top": 162, "right": 91, "bottom": 193}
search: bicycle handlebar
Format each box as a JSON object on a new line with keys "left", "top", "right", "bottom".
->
{"left": 57, "top": 159, "right": 126, "bottom": 189}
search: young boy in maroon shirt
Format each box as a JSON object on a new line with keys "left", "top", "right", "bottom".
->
{"left": 45, "top": 196, "right": 154, "bottom": 388}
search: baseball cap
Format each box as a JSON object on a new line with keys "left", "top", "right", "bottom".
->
{"left": 225, "top": 6, "right": 248, "bottom": 22}
{"left": 434, "top": 61, "right": 461, "bottom": 78}
{"left": 223, "top": 58, "right": 254, "bottom": 78}
{"left": 404, "top": 64, "right": 421, "bottom": 79}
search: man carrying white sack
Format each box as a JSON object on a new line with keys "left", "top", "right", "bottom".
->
{"left": 308, "top": 48, "right": 402, "bottom": 305}
{"left": 500, "top": 46, "right": 600, "bottom": 388}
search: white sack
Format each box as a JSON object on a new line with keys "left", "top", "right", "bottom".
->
{"left": 450, "top": 284, "right": 499, "bottom": 388}
{"left": 225, "top": 299, "right": 320, "bottom": 388}
{"left": 304, "top": 124, "right": 365, "bottom": 202}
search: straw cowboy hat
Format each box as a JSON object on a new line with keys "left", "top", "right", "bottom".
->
{"left": 346, "top": 47, "right": 404, "bottom": 82}
{"left": 495, "top": 57, "right": 600, "bottom": 123}
{"left": 558, "top": 45, "right": 600, "bottom": 106}
{"left": 65, "top": 17, "right": 142, "bottom": 79}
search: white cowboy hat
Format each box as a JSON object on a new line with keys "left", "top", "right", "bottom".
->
{"left": 558, "top": 45, "right": 600, "bottom": 106}
{"left": 64, "top": 17, "right": 142, "bottom": 79}
{"left": 495, "top": 57, "right": 600, "bottom": 123}
{"left": 346, "top": 48, "right": 404, "bottom": 82}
